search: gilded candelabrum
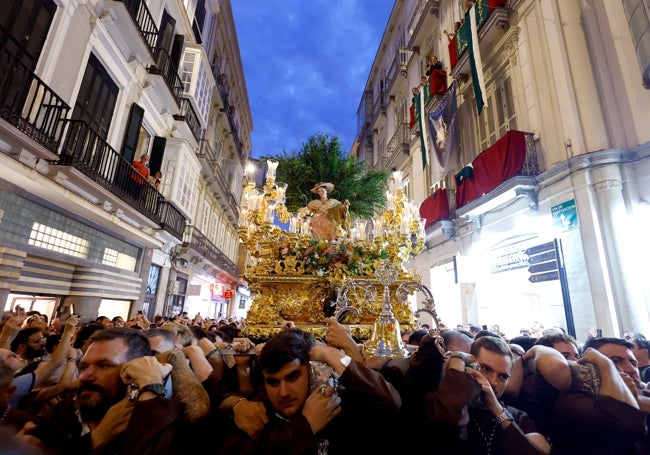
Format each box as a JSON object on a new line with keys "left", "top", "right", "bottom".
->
{"left": 239, "top": 162, "right": 430, "bottom": 341}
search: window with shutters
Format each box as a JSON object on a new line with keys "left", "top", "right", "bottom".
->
{"left": 177, "top": 159, "right": 198, "bottom": 216}
{"left": 200, "top": 200, "right": 210, "bottom": 234}
{"left": 476, "top": 67, "right": 517, "bottom": 153}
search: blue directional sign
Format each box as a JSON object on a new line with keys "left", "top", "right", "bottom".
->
{"left": 528, "top": 270, "right": 560, "bottom": 283}
{"left": 525, "top": 241, "right": 555, "bottom": 256}
{"left": 528, "top": 261, "right": 558, "bottom": 274}
{"left": 526, "top": 241, "right": 559, "bottom": 283}
{"left": 528, "top": 250, "right": 556, "bottom": 265}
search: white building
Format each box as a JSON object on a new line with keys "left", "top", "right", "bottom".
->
{"left": 0, "top": 0, "right": 250, "bottom": 323}
{"left": 354, "top": 0, "right": 650, "bottom": 340}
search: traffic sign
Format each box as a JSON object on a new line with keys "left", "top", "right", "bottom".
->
{"left": 528, "top": 250, "right": 556, "bottom": 265}
{"left": 525, "top": 241, "right": 555, "bottom": 256}
{"left": 528, "top": 270, "right": 560, "bottom": 283}
{"left": 528, "top": 261, "right": 558, "bottom": 274}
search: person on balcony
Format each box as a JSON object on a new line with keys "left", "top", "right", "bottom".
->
{"left": 131, "top": 153, "right": 150, "bottom": 199}
{"left": 410, "top": 86, "right": 421, "bottom": 128}
{"left": 426, "top": 55, "right": 444, "bottom": 76}
{"left": 148, "top": 171, "right": 162, "bottom": 192}
{"left": 443, "top": 22, "right": 462, "bottom": 42}
{"left": 301, "top": 182, "right": 350, "bottom": 241}
{"left": 420, "top": 76, "right": 431, "bottom": 102}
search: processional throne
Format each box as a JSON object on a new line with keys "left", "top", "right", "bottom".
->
{"left": 238, "top": 160, "right": 443, "bottom": 357}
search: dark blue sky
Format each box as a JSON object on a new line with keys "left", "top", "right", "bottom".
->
{"left": 231, "top": 1, "right": 393, "bottom": 159}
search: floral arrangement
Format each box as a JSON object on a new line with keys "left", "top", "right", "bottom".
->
{"left": 277, "top": 238, "right": 388, "bottom": 277}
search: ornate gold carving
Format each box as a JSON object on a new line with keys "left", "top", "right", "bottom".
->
{"left": 239, "top": 166, "right": 427, "bottom": 340}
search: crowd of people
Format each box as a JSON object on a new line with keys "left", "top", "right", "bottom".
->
{"left": 1, "top": 306, "right": 650, "bottom": 454}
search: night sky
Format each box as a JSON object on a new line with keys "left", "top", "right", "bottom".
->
{"left": 231, "top": 1, "right": 394, "bottom": 158}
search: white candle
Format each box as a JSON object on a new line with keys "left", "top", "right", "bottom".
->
{"left": 275, "top": 182, "right": 288, "bottom": 203}
{"left": 266, "top": 159, "right": 279, "bottom": 180}
{"left": 419, "top": 218, "right": 427, "bottom": 237}
{"left": 301, "top": 219, "right": 311, "bottom": 235}
{"left": 265, "top": 201, "right": 276, "bottom": 223}
{"left": 392, "top": 170, "right": 404, "bottom": 189}
{"left": 238, "top": 208, "right": 248, "bottom": 226}
{"left": 373, "top": 217, "right": 383, "bottom": 238}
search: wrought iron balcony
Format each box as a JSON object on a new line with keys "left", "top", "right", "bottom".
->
{"left": 448, "top": 0, "right": 509, "bottom": 74}
{"left": 214, "top": 70, "right": 246, "bottom": 162}
{"left": 0, "top": 31, "right": 189, "bottom": 239}
{"left": 173, "top": 97, "right": 202, "bottom": 143}
{"left": 454, "top": 130, "right": 540, "bottom": 215}
{"left": 56, "top": 119, "right": 162, "bottom": 223}
{"left": 117, "top": 0, "right": 159, "bottom": 52}
{"left": 385, "top": 122, "right": 410, "bottom": 169}
{"left": 0, "top": 34, "right": 69, "bottom": 155}
{"left": 186, "top": 225, "right": 238, "bottom": 277}
{"left": 385, "top": 47, "right": 412, "bottom": 94}
{"left": 148, "top": 47, "right": 183, "bottom": 106}
{"left": 159, "top": 200, "right": 186, "bottom": 240}
{"left": 407, "top": 0, "right": 441, "bottom": 49}
{"left": 371, "top": 91, "right": 386, "bottom": 125}
{"left": 197, "top": 138, "right": 219, "bottom": 170}
{"left": 196, "top": 139, "right": 240, "bottom": 223}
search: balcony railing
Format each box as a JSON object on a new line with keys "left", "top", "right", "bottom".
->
{"left": 0, "top": 34, "right": 70, "bottom": 153}
{"left": 159, "top": 200, "right": 186, "bottom": 240}
{"left": 215, "top": 76, "right": 246, "bottom": 161}
{"left": 385, "top": 122, "right": 410, "bottom": 168}
{"left": 371, "top": 91, "right": 386, "bottom": 125}
{"left": 449, "top": 0, "right": 508, "bottom": 72}
{"left": 56, "top": 119, "right": 162, "bottom": 222}
{"left": 197, "top": 138, "right": 219, "bottom": 169}
{"left": 118, "top": 0, "right": 159, "bottom": 52}
{"left": 174, "top": 97, "right": 202, "bottom": 142}
{"left": 407, "top": 0, "right": 441, "bottom": 48}
{"left": 148, "top": 47, "right": 183, "bottom": 106}
{"left": 1, "top": 34, "right": 189, "bottom": 236}
{"left": 521, "top": 132, "right": 541, "bottom": 176}
{"left": 187, "top": 225, "right": 238, "bottom": 277}
{"left": 386, "top": 48, "right": 412, "bottom": 94}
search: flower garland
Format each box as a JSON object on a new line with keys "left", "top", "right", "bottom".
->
{"left": 277, "top": 239, "right": 388, "bottom": 277}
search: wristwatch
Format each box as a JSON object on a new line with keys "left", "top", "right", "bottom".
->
{"left": 494, "top": 407, "right": 514, "bottom": 425}
{"left": 127, "top": 383, "right": 166, "bottom": 401}
{"left": 139, "top": 383, "right": 166, "bottom": 398}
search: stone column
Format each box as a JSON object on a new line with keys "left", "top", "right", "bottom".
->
{"left": 587, "top": 164, "right": 649, "bottom": 334}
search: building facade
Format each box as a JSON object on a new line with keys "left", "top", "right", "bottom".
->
{"left": 354, "top": 0, "right": 650, "bottom": 339}
{"left": 0, "top": 0, "right": 250, "bottom": 323}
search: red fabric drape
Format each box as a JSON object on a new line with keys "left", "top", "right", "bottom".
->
{"left": 419, "top": 188, "right": 451, "bottom": 228}
{"left": 471, "top": 130, "right": 526, "bottom": 195}
{"left": 488, "top": 0, "right": 507, "bottom": 13}
{"left": 409, "top": 104, "right": 416, "bottom": 128}
{"left": 455, "top": 166, "right": 475, "bottom": 208}
{"left": 454, "top": 130, "right": 527, "bottom": 208}
{"left": 448, "top": 38, "right": 458, "bottom": 71}
{"left": 428, "top": 70, "right": 447, "bottom": 96}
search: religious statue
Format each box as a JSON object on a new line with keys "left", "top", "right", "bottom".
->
{"left": 300, "top": 182, "right": 351, "bottom": 240}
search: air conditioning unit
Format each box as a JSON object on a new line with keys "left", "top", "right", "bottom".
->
{"left": 167, "top": 280, "right": 180, "bottom": 295}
